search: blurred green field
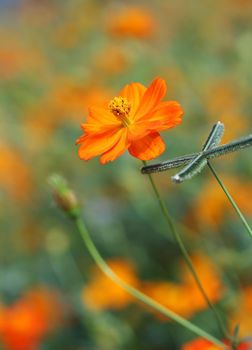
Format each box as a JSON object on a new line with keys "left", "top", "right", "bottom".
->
{"left": 0, "top": 0, "right": 252, "bottom": 349}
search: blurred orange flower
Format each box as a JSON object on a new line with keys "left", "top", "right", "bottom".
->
{"left": 189, "top": 176, "right": 252, "bottom": 229}
{"left": 142, "top": 281, "right": 196, "bottom": 318}
{"left": 50, "top": 81, "right": 111, "bottom": 119}
{"left": 180, "top": 254, "right": 224, "bottom": 310}
{"left": 230, "top": 285, "right": 252, "bottom": 337}
{"left": 204, "top": 80, "right": 248, "bottom": 142}
{"left": 204, "top": 80, "right": 241, "bottom": 117}
{"left": 181, "top": 338, "right": 251, "bottom": 350}
{"left": 107, "top": 6, "right": 156, "bottom": 39}
{"left": 0, "top": 288, "right": 62, "bottom": 350}
{"left": 24, "top": 81, "right": 111, "bottom": 151}
{"left": 142, "top": 254, "right": 224, "bottom": 319}
{"left": 210, "top": 114, "right": 248, "bottom": 144}
{"left": 182, "top": 338, "right": 221, "bottom": 350}
{"left": 76, "top": 77, "right": 183, "bottom": 164}
{"left": 82, "top": 259, "right": 139, "bottom": 310}
{"left": 0, "top": 145, "right": 32, "bottom": 201}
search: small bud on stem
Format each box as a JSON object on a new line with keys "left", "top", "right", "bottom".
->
{"left": 48, "top": 174, "right": 80, "bottom": 219}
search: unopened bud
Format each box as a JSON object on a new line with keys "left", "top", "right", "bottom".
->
{"left": 48, "top": 174, "right": 80, "bottom": 218}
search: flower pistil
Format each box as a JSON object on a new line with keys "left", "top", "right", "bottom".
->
{"left": 108, "top": 96, "right": 131, "bottom": 127}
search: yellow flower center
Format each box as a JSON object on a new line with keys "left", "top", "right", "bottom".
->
{"left": 108, "top": 96, "right": 131, "bottom": 127}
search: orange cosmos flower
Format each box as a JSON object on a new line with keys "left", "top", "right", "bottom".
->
{"left": 188, "top": 176, "right": 252, "bottom": 229}
{"left": 106, "top": 6, "right": 155, "bottom": 39}
{"left": 230, "top": 285, "right": 252, "bottom": 337}
{"left": 76, "top": 77, "right": 183, "bottom": 164}
{"left": 182, "top": 338, "right": 221, "bottom": 350}
{"left": 181, "top": 338, "right": 251, "bottom": 350}
{"left": 180, "top": 254, "right": 224, "bottom": 310}
{"left": 0, "top": 288, "right": 62, "bottom": 350}
{"left": 141, "top": 254, "right": 224, "bottom": 320}
{"left": 82, "top": 258, "right": 140, "bottom": 310}
{"left": 141, "top": 281, "right": 196, "bottom": 319}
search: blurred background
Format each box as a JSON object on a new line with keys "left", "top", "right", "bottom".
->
{"left": 1, "top": 0, "right": 252, "bottom": 349}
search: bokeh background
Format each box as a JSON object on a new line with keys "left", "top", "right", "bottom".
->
{"left": 1, "top": 0, "right": 252, "bottom": 349}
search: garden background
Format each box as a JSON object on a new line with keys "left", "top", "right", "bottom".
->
{"left": 1, "top": 0, "right": 252, "bottom": 349}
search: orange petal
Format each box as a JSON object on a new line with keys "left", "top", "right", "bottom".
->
{"left": 119, "top": 82, "right": 146, "bottom": 118}
{"left": 128, "top": 132, "right": 165, "bottom": 160}
{"left": 135, "top": 77, "right": 167, "bottom": 119}
{"left": 76, "top": 134, "right": 86, "bottom": 145}
{"left": 82, "top": 122, "right": 120, "bottom": 134}
{"left": 78, "top": 129, "right": 124, "bottom": 161}
{"left": 136, "top": 101, "right": 183, "bottom": 132}
{"left": 127, "top": 123, "right": 150, "bottom": 141}
{"left": 87, "top": 104, "right": 121, "bottom": 125}
{"left": 82, "top": 104, "right": 122, "bottom": 135}
{"left": 100, "top": 129, "right": 129, "bottom": 164}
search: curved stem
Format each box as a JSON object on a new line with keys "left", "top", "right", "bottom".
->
{"left": 74, "top": 215, "right": 227, "bottom": 349}
{"left": 208, "top": 162, "right": 252, "bottom": 239}
{"left": 142, "top": 160, "right": 228, "bottom": 338}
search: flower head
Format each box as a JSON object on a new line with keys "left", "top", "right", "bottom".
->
{"left": 141, "top": 254, "right": 224, "bottom": 320}
{"left": 82, "top": 259, "right": 139, "bottom": 310}
{"left": 106, "top": 6, "right": 155, "bottom": 39}
{"left": 231, "top": 285, "right": 252, "bottom": 337}
{"left": 189, "top": 176, "right": 252, "bottom": 229}
{"left": 76, "top": 77, "right": 183, "bottom": 164}
{"left": 0, "top": 288, "right": 62, "bottom": 350}
{"left": 182, "top": 338, "right": 221, "bottom": 350}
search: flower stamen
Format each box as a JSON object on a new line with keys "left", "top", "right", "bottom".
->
{"left": 109, "top": 96, "right": 131, "bottom": 127}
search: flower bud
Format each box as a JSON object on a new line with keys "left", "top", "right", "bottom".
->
{"left": 48, "top": 174, "right": 80, "bottom": 218}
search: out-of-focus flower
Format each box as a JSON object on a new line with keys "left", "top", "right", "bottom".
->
{"left": 180, "top": 254, "right": 224, "bottom": 310}
{"left": 188, "top": 177, "right": 252, "bottom": 229}
{"left": 82, "top": 259, "right": 139, "bottom": 310}
{"left": 181, "top": 338, "right": 251, "bottom": 350}
{"left": 142, "top": 254, "right": 224, "bottom": 319}
{"left": 0, "top": 145, "right": 32, "bottom": 201}
{"left": 0, "top": 288, "right": 62, "bottom": 350}
{"left": 210, "top": 114, "right": 249, "bottom": 143}
{"left": 181, "top": 338, "right": 221, "bottom": 350}
{"left": 226, "top": 0, "right": 252, "bottom": 16}
{"left": 230, "top": 286, "right": 252, "bottom": 337}
{"left": 106, "top": 6, "right": 156, "bottom": 39}
{"left": 24, "top": 81, "right": 111, "bottom": 150}
{"left": 204, "top": 80, "right": 248, "bottom": 142}
{"left": 76, "top": 77, "right": 183, "bottom": 164}
{"left": 204, "top": 80, "right": 241, "bottom": 116}
{"left": 142, "top": 281, "right": 196, "bottom": 318}
{"left": 51, "top": 81, "right": 111, "bottom": 117}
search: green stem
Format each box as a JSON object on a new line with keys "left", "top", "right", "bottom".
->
{"left": 74, "top": 215, "right": 227, "bottom": 349}
{"left": 142, "top": 160, "right": 228, "bottom": 338}
{"left": 208, "top": 162, "right": 252, "bottom": 239}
